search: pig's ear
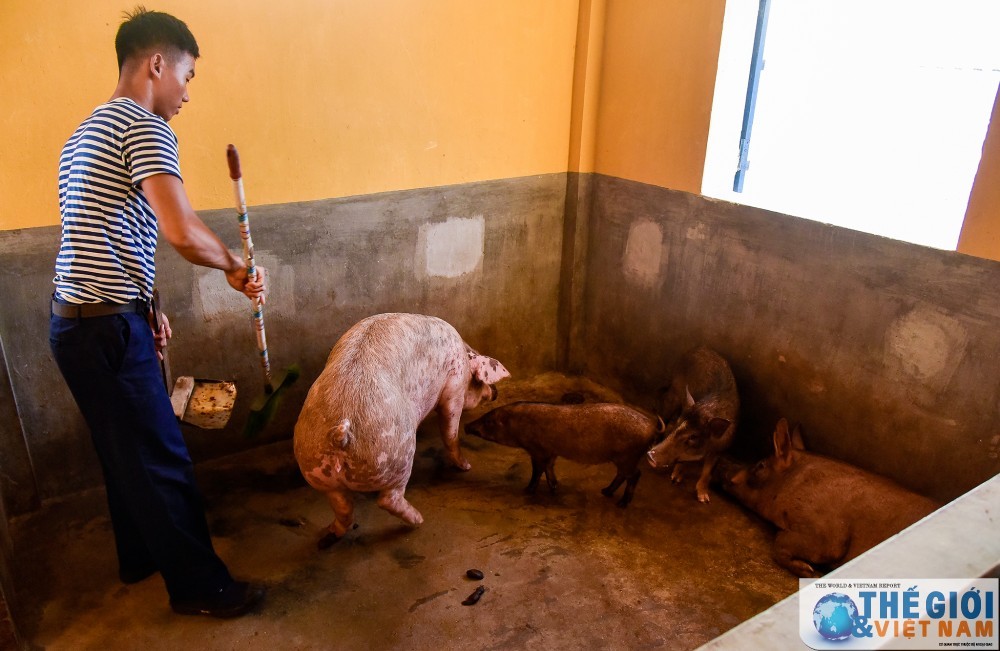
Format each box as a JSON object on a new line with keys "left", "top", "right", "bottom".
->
{"left": 774, "top": 418, "right": 795, "bottom": 469}
{"left": 469, "top": 354, "right": 511, "bottom": 385}
{"left": 707, "top": 417, "right": 731, "bottom": 438}
{"left": 790, "top": 424, "right": 806, "bottom": 450}
{"left": 684, "top": 385, "right": 696, "bottom": 408}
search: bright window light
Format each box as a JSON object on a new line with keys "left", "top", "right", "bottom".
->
{"left": 703, "top": 0, "right": 1000, "bottom": 250}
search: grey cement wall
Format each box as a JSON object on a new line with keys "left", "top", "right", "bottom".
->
{"left": 573, "top": 175, "right": 1000, "bottom": 503}
{"left": 4, "top": 170, "right": 1000, "bottom": 645}
{"left": 3, "top": 170, "right": 999, "bottom": 514}
{"left": 0, "top": 471, "right": 20, "bottom": 649}
{"left": 0, "top": 174, "right": 566, "bottom": 516}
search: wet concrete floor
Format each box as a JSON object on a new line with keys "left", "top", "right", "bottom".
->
{"left": 11, "top": 374, "right": 797, "bottom": 650}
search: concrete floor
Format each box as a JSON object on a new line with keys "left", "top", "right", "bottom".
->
{"left": 11, "top": 373, "right": 797, "bottom": 650}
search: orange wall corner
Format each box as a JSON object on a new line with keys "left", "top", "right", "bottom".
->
{"left": 593, "top": 0, "right": 726, "bottom": 194}
{"left": 958, "top": 87, "right": 1000, "bottom": 262}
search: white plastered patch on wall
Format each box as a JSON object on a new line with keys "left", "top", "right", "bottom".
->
{"left": 420, "top": 216, "right": 484, "bottom": 278}
{"left": 197, "top": 250, "right": 295, "bottom": 322}
{"left": 884, "top": 304, "right": 967, "bottom": 386}
{"left": 623, "top": 218, "right": 664, "bottom": 288}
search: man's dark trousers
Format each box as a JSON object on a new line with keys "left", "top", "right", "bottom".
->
{"left": 49, "top": 308, "right": 232, "bottom": 600}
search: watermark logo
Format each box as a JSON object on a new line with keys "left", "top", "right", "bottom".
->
{"left": 799, "top": 578, "right": 998, "bottom": 649}
{"left": 813, "top": 592, "right": 861, "bottom": 641}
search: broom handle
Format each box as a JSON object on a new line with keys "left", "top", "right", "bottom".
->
{"left": 226, "top": 144, "right": 273, "bottom": 393}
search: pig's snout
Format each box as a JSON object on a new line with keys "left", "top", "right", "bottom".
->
{"left": 646, "top": 438, "right": 678, "bottom": 469}
{"left": 726, "top": 468, "right": 748, "bottom": 488}
{"left": 713, "top": 456, "right": 744, "bottom": 486}
{"left": 464, "top": 381, "right": 500, "bottom": 410}
{"left": 647, "top": 447, "right": 669, "bottom": 469}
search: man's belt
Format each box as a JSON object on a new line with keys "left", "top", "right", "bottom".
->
{"left": 51, "top": 298, "right": 150, "bottom": 319}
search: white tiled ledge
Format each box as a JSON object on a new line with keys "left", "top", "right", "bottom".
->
{"left": 698, "top": 473, "right": 1000, "bottom": 650}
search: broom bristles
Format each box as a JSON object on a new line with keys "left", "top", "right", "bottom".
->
{"left": 243, "top": 364, "right": 301, "bottom": 438}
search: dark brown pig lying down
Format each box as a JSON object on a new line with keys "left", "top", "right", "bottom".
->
{"left": 718, "top": 418, "right": 941, "bottom": 577}
{"left": 465, "top": 401, "right": 665, "bottom": 508}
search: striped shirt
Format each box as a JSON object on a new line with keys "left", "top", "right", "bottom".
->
{"left": 54, "top": 97, "right": 182, "bottom": 304}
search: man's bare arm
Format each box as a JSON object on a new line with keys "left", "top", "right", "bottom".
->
{"left": 141, "top": 173, "right": 265, "bottom": 299}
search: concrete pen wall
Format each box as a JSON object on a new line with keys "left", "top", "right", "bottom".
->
{"left": 3, "top": 1, "right": 1000, "bottom": 645}
{"left": 0, "top": 0, "right": 579, "bottom": 514}
{"left": 0, "top": 2, "right": 997, "bottom": 532}
{"left": 570, "top": 176, "right": 1000, "bottom": 503}
{"left": 570, "top": 0, "right": 1000, "bottom": 500}
{"left": 2, "top": 0, "right": 1000, "bottom": 530}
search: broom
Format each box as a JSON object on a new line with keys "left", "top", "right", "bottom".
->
{"left": 227, "top": 144, "right": 300, "bottom": 438}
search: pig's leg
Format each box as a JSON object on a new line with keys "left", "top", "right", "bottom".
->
{"left": 695, "top": 454, "right": 718, "bottom": 503}
{"left": 526, "top": 456, "right": 558, "bottom": 494}
{"left": 670, "top": 463, "right": 684, "bottom": 484}
{"left": 317, "top": 489, "right": 355, "bottom": 550}
{"left": 601, "top": 470, "right": 626, "bottom": 498}
{"left": 376, "top": 486, "right": 424, "bottom": 526}
{"left": 603, "top": 464, "right": 641, "bottom": 508}
{"left": 543, "top": 457, "right": 558, "bottom": 493}
{"left": 773, "top": 531, "right": 824, "bottom": 578}
{"left": 526, "top": 456, "right": 544, "bottom": 493}
{"left": 617, "top": 469, "right": 641, "bottom": 508}
{"left": 436, "top": 399, "right": 471, "bottom": 471}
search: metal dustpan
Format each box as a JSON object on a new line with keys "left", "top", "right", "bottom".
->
{"left": 153, "top": 289, "right": 238, "bottom": 430}
{"left": 169, "top": 376, "right": 237, "bottom": 429}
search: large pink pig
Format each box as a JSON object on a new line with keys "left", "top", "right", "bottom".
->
{"left": 293, "top": 313, "right": 510, "bottom": 548}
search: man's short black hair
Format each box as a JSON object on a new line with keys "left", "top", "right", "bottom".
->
{"left": 115, "top": 6, "right": 199, "bottom": 71}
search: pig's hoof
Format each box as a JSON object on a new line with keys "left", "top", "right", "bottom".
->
{"left": 449, "top": 456, "right": 472, "bottom": 472}
{"left": 317, "top": 531, "right": 342, "bottom": 550}
{"left": 790, "top": 561, "right": 823, "bottom": 579}
{"left": 600, "top": 486, "right": 615, "bottom": 498}
{"left": 697, "top": 492, "right": 711, "bottom": 504}
{"left": 615, "top": 497, "right": 631, "bottom": 508}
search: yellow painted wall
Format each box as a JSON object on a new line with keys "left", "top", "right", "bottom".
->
{"left": 9, "top": 1, "right": 1000, "bottom": 259}
{"left": 567, "top": 0, "right": 605, "bottom": 174}
{"left": 0, "top": 0, "right": 578, "bottom": 230}
{"left": 592, "top": 0, "right": 726, "bottom": 194}
{"left": 959, "top": 89, "right": 1000, "bottom": 261}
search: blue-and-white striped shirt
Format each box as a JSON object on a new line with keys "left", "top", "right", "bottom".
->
{"left": 54, "top": 97, "right": 182, "bottom": 304}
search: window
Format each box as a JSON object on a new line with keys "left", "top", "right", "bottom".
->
{"left": 703, "top": 0, "right": 1000, "bottom": 250}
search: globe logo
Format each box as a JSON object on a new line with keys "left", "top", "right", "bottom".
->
{"left": 812, "top": 593, "right": 859, "bottom": 641}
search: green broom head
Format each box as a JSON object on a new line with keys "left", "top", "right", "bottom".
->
{"left": 243, "top": 364, "right": 301, "bottom": 439}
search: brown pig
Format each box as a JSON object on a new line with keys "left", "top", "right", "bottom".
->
{"left": 464, "top": 401, "right": 665, "bottom": 507}
{"left": 293, "top": 313, "right": 510, "bottom": 548}
{"left": 646, "top": 346, "right": 739, "bottom": 503}
{"left": 720, "top": 418, "right": 941, "bottom": 578}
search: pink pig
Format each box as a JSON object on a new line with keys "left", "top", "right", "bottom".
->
{"left": 293, "top": 313, "right": 510, "bottom": 548}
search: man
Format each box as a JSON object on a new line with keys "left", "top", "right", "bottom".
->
{"left": 49, "top": 7, "right": 265, "bottom": 618}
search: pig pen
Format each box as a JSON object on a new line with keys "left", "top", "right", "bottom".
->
{"left": 10, "top": 373, "right": 799, "bottom": 650}
{"left": 1, "top": 173, "right": 999, "bottom": 649}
